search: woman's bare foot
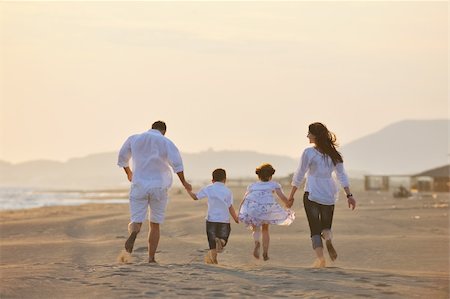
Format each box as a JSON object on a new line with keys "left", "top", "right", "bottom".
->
{"left": 204, "top": 250, "right": 218, "bottom": 264}
{"left": 326, "top": 240, "right": 337, "bottom": 261}
{"left": 215, "top": 238, "right": 225, "bottom": 253}
{"left": 263, "top": 252, "right": 269, "bottom": 261}
{"left": 125, "top": 231, "right": 138, "bottom": 253}
{"left": 253, "top": 241, "right": 261, "bottom": 259}
{"left": 312, "top": 258, "right": 326, "bottom": 268}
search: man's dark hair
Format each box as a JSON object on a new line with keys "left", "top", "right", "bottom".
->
{"left": 152, "top": 121, "right": 167, "bottom": 132}
{"left": 212, "top": 168, "right": 226, "bottom": 182}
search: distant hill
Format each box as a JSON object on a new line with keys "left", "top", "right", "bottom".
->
{"left": 0, "top": 119, "right": 448, "bottom": 189}
{"left": 0, "top": 150, "right": 299, "bottom": 189}
{"left": 341, "top": 119, "right": 449, "bottom": 175}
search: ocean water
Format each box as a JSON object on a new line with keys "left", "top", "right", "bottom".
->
{"left": 0, "top": 188, "right": 129, "bottom": 211}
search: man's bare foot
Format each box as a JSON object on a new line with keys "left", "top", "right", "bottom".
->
{"left": 326, "top": 240, "right": 337, "bottom": 261}
{"left": 263, "top": 252, "right": 269, "bottom": 261}
{"left": 253, "top": 241, "right": 261, "bottom": 259}
{"left": 148, "top": 258, "right": 157, "bottom": 264}
{"left": 215, "top": 237, "right": 225, "bottom": 253}
{"left": 125, "top": 231, "right": 138, "bottom": 253}
{"left": 312, "top": 258, "right": 326, "bottom": 268}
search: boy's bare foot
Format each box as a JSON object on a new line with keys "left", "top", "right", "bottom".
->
{"left": 312, "top": 258, "right": 326, "bottom": 268}
{"left": 326, "top": 240, "right": 337, "bottom": 261}
{"left": 263, "top": 252, "right": 269, "bottom": 261}
{"left": 215, "top": 238, "right": 225, "bottom": 253}
{"left": 253, "top": 241, "right": 261, "bottom": 259}
{"left": 125, "top": 231, "right": 138, "bottom": 253}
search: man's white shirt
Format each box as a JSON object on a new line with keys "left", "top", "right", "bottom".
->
{"left": 118, "top": 129, "right": 184, "bottom": 192}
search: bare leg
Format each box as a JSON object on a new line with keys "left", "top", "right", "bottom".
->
{"left": 262, "top": 224, "right": 270, "bottom": 261}
{"left": 313, "top": 247, "right": 326, "bottom": 268}
{"left": 322, "top": 229, "right": 337, "bottom": 261}
{"left": 148, "top": 222, "right": 160, "bottom": 263}
{"left": 125, "top": 222, "right": 142, "bottom": 253}
{"left": 252, "top": 225, "right": 261, "bottom": 259}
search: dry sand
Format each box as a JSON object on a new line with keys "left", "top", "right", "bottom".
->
{"left": 1, "top": 188, "right": 449, "bottom": 298}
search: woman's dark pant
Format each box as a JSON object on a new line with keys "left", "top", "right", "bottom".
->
{"left": 206, "top": 221, "right": 231, "bottom": 249}
{"left": 303, "top": 192, "right": 335, "bottom": 249}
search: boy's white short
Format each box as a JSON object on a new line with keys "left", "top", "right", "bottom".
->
{"left": 129, "top": 187, "right": 169, "bottom": 224}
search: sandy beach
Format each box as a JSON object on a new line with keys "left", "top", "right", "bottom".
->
{"left": 1, "top": 188, "right": 448, "bottom": 298}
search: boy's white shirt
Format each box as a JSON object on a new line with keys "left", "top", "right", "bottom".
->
{"left": 196, "top": 182, "right": 233, "bottom": 223}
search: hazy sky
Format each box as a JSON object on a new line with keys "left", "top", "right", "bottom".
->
{"left": 0, "top": 1, "right": 448, "bottom": 163}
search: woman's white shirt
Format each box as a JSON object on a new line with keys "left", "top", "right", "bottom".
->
{"left": 292, "top": 147, "right": 349, "bottom": 205}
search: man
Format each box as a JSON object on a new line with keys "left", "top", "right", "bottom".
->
{"left": 118, "top": 120, "right": 192, "bottom": 263}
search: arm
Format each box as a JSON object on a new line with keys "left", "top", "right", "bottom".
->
{"left": 187, "top": 189, "right": 198, "bottom": 201}
{"left": 123, "top": 167, "right": 133, "bottom": 182}
{"left": 118, "top": 136, "right": 133, "bottom": 182}
{"left": 289, "top": 150, "right": 310, "bottom": 206}
{"left": 229, "top": 206, "right": 239, "bottom": 223}
{"left": 238, "top": 191, "right": 249, "bottom": 213}
{"left": 166, "top": 140, "right": 192, "bottom": 191}
{"left": 176, "top": 171, "right": 192, "bottom": 191}
{"left": 335, "top": 163, "right": 356, "bottom": 210}
{"left": 275, "top": 188, "right": 289, "bottom": 207}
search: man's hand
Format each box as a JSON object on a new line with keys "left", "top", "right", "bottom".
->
{"left": 123, "top": 167, "right": 133, "bottom": 182}
{"left": 183, "top": 181, "right": 192, "bottom": 192}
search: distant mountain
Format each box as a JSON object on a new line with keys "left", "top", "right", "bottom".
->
{"left": 0, "top": 150, "right": 299, "bottom": 189}
{"left": 0, "top": 119, "right": 447, "bottom": 189}
{"left": 341, "top": 119, "right": 449, "bottom": 175}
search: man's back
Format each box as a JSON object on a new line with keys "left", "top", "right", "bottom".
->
{"left": 118, "top": 129, "right": 183, "bottom": 189}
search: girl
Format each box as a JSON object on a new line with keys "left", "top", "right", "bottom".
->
{"left": 288, "top": 122, "right": 357, "bottom": 268}
{"left": 239, "top": 163, "right": 295, "bottom": 261}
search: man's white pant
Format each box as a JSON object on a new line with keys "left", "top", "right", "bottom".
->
{"left": 129, "top": 187, "right": 169, "bottom": 224}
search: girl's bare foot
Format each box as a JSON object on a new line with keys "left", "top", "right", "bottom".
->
{"left": 125, "top": 231, "right": 138, "bottom": 253}
{"left": 326, "top": 240, "right": 337, "bottom": 261}
{"left": 253, "top": 241, "right": 261, "bottom": 259}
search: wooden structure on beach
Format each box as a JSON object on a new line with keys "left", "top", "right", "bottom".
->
{"left": 364, "top": 164, "right": 450, "bottom": 192}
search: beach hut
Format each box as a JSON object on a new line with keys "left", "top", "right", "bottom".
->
{"left": 411, "top": 164, "right": 450, "bottom": 192}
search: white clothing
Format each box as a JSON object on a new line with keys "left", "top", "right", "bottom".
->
{"left": 292, "top": 147, "right": 349, "bottom": 205}
{"left": 118, "top": 129, "right": 184, "bottom": 192}
{"left": 129, "top": 187, "right": 168, "bottom": 223}
{"left": 239, "top": 181, "right": 295, "bottom": 226}
{"left": 196, "top": 182, "right": 233, "bottom": 223}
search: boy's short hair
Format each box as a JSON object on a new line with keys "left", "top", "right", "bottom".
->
{"left": 255, "top": 163, "right": 275, "bottom": 182}
{"left": 151, "top": 121, "right": 167, "bottom": 132}
{"left": 212, "top": 168, "right": 226, "bottom": 182}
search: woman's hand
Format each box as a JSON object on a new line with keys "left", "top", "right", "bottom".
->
{"left": 286, "top": 197, "right": 295, "bottom": 208}
{"left": 347, "top": 196, "right": 356, "bottom": 210}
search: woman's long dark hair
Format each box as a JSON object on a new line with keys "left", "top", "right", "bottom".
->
{"left": 309, "top": 122, "right": 343, "bottom": 165}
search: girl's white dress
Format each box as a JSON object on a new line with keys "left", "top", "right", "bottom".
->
{"left": 239, "top": 181, "right": 295, "bottom": 227}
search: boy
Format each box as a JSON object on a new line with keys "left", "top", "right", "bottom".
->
{"left": 187, "top": 168, "right": 239, "bottom": 264}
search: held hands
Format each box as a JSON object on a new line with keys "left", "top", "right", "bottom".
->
{"left": 286, "top": 197, "right": 295, "bottom": 208}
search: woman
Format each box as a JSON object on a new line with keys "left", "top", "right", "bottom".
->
{"left": 287, "top": 122, "right": 356, "bottom": 268}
